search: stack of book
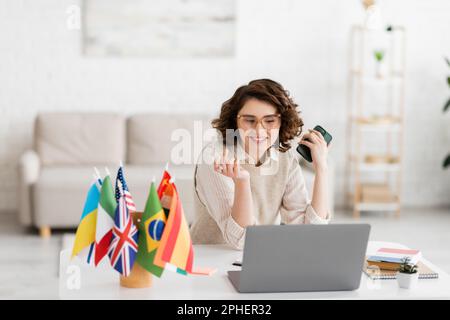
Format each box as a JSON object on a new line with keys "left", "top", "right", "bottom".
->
{"left": 367, "top": 248, "right": 421, "bottom": 271}
{"left": 364, "top": 247, "right": 439, "bottom": 280}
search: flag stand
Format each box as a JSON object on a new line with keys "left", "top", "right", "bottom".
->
{"left": 120, "top": 263, "right": 152, "bottom": 288}
{"left": 119, "top": 212, "right": 153, "bottom": 288}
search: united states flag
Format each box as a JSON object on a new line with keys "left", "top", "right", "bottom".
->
{"left": 115, "top": 166, "right": 136, "bottom": 212}
{"left": 108, "top": 183, "right": 139, "bottom": 276}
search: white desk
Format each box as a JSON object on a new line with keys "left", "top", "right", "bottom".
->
{"left": 59, "top": 241, "right": 450, "bottom": 299}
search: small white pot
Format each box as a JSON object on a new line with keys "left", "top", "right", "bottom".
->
{"left": 397, "top": 272, "right": 419, "bottom": 289}
{"left": 375, "top": 61, "right": 384, "bottom": 78}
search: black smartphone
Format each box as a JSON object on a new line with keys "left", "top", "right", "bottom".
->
{"left": 296, "top": 125, "right": 332, "bottom": 162}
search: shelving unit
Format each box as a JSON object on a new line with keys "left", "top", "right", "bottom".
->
{"left": 345, "top": 24, "right": 406, "bottom": 218}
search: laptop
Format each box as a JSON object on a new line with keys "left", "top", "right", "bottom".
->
{"left": 228, "top": 224, "right": 370, "bottom": 293}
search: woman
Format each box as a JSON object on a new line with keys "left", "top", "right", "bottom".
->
{"left": 190, "top": 79, "right": 331, "bottom": 250}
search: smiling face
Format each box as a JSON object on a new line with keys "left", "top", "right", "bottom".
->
{"left": 236, "top": 98, "right": 281, "bottom": 159}
{"left": 212, "top": 79, "right": 304, "bottom": 158}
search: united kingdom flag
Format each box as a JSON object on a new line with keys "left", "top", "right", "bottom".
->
{"left": 108, "top": 180, "right": 139, "bottom": 276}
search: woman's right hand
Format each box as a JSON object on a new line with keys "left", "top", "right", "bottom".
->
{"left": 214, "top": 148, "right": 250, "bottom": 182}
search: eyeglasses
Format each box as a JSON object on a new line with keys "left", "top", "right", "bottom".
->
{"left": 237, "top": 114, "right": 281, "bottom": 130}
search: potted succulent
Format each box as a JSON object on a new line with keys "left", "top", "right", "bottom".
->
{"left": 397, "top": 257, "right": 419, "bottom": 289}
{"left": 374, "top": 49, "right": 385, "bottom": 78}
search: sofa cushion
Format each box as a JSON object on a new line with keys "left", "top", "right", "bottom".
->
{"left": 33, "top": 165, "right": 196, "bottom": 227}
{"left": 127, "top": 113, "right": 212, "bottom": 165}
{"left": 35, "top": 113, "right": 126, "bottom": 166}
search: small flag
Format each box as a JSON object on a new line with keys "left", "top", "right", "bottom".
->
{"left": 157, "top": 169, "right": 172, "bottom": 219}
{"left": 157, "top": 169, "right": 171, "bottom": 199}
{"left": 115, "top": 165, "right": 136, "bottom": 213}
{"left": 108, "top": 180, "right": 139, "bottom": 276}
{"left": 144, "top": 182, "right": 166, "bottom": 252}
{"left": 153, "top": 181, "right": 194, "bottom": 274}
{"left": 94, "top": 175, "right": 116, "bottom": 266}
{"left": 154, "top": 178, "right": 217, "bottom": 276}
{"left": 156, "top": 173, "right": 186, "bottom": 275}
{"left": 72, "top": 179, "right": 101, "bottom": 263}
{"left": 135, "top": 181, "right": 166, "bottom": 277}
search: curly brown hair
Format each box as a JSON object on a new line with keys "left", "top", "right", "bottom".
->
{"left": 211, "top": 79, "right": 304, "bottom": 152}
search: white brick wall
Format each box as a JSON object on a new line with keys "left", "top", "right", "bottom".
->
{"left": 0, "top": 0, "right": 449, "bottom": 211}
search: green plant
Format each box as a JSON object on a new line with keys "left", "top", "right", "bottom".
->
{"left": 444, "top": 57, "right": 450, "bottom": 169}
{"left": 398, "top": 257, "right": 418, "bottom": 274}
{"left": 374, "top": 50, "right": 385, "bottom": 62}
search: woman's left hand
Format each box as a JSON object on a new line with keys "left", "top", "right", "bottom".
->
{"left": 299, "top": 129, "right": 330, "bottom": 172}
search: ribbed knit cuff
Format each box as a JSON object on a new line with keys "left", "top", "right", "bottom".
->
{"left": 305, "top": 204, "right": 330, "bottom": 224}
{"left": 225, "top": 215, "right": 256, "bottom": 250}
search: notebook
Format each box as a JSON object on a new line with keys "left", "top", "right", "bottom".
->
{"left": 367, "top": 247, "right": 422, "bottom": 265}
{"left": 364, "top": 259, "right": 439, "bottom": 280}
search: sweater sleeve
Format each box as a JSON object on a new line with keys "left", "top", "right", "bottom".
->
{"left": 280, "top": 156, "right": 331, "bottom": 225}
{"left": 194, "top": 162, "right": 255, "bottom": 250}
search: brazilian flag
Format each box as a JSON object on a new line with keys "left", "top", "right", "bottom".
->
{"left": 136, "top": 182, "right": 166, "bottom": 277}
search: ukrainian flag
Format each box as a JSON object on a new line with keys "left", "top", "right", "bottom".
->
{"left": 71, "top": 179, "right": 101, "bottom": 259}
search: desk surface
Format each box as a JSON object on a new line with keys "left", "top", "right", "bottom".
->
{"left": 59, "top": 241, "right": 450, "bottom": 299}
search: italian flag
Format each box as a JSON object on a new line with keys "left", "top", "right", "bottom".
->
{"left": 94, "top": 175, "right": 116, "bottom": 266}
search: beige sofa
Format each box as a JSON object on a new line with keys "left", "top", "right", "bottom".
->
{"left": 18, "top": 113, "right": 334, "bottom": 237}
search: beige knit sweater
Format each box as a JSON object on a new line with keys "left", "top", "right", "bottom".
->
{"left": 190, "top": 142, "right": 330, "bottom": 250}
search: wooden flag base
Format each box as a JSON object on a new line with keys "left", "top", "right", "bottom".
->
{"left": 120, "top": 263, "right": 153, "bottom": 288}
{"left": 119, "top": 211, "right": 152, "bottom": 288}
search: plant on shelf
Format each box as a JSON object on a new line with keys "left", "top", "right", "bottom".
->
{"left": 443, "top": 57, "right": 450, "bottom": 169}
{"left": 397, "top": 257, "right": 419, "bottom": 289}
{"left": 374, "top": 49, "right": 385, "bottom": 78}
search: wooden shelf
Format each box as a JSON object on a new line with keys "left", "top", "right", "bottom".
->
{"left": 357, "top": 124, "right": 401, "bottom": 132}
{"left": 355, "top": 202, "right": 400, "bottom": 211}
{"left": 349, "top": 156, "right": 400, "bottom": 172}
{"left": 360, "top": 163, "right": 400, "bottom": 172}
{"left": 356, "top": 183, "right": 400, "bottom": 212}
{"left": 350, "top": 70, "right": 405, "bottom": 81}
{"left": 361, "top": 183, "right": 396, "bottom": 201}
{"left": 364, "top": 155, "right": 399, "bottom": 164}
{"left": 354, "top": 116, "right": 401, "bottom": 125}
{"left": 346, "top": 24, "right": 405, "bottom": 218}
